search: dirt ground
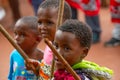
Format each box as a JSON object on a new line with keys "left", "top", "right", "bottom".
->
{"left": 0, "top": 0, "right": 120, "bottom": 80}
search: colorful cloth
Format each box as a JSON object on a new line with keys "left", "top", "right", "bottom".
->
{"left": 54, "top": 69, "right": 91, "bottom": 80}
{"left": 8, "top": 50, "right": 39, "bottom": 80}
{"left": 54, "top": 60, "right": 113, "bottom": 80}
{"left": 72, "top": 60, "right": 113, "bottom": 80}
{"left": 38, "top": 60, "right": 51, "bottom": 80}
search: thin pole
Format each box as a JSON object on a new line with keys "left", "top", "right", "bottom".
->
{"left": 50, "top": 0, "right": 65, "bottom": 79}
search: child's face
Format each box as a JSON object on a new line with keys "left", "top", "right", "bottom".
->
{"left": 14, "top": 22, "right": 39, "bottom": 52}
{"left": 54, "top": 30, "right": 86, "bottom": 70}
{"left": 37, "top": 7, "right": 58, "bottom": 41}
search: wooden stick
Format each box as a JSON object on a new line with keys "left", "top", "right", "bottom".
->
{"left": 50, "top": 0, "right": 65, "bottom": 78}
{"left": 56, "top": 0, "right": 65, "bottom": 28}
{"left": 44, "top": 38, "right": 81, "bottom": 80}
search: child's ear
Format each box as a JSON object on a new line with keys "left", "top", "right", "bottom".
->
{"left": 81, "top": 47, "right": 88, "bottom": 59}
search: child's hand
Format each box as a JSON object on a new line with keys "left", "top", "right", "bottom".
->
{"left": 25, "top": 59, "right": 40, "bottom": 76}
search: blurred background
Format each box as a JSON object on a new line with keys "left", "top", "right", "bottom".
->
{"left": 0, "top": 0, "right": 120, "bottom": 80}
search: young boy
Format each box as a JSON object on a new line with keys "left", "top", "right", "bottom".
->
{"left": 53, "top": 19, "right": 113, "bottom": 80}
{"left": 8, "top": 16, "right": 43, "bottom": 80}
{"left": 37, "top": 0, "right": 72, "bottom": 65}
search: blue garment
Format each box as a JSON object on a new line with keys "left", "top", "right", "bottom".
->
{"left": 8, "top": 50, "right": 38, "bottom": 80}
{"left": 31, "top": 0, "right": 43, "bottom": 15}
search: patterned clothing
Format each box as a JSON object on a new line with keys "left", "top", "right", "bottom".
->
{"left": 54, "top": 60, "right": 113, "bottom": 80}
{"left": 54, "top": 69, "right": 91, "bottom": 80}
{"left": 38, "top": 60, "right": 51, "bottom": 80}
{"left": 8, "top": 50, "right": 38, "bottom": 80}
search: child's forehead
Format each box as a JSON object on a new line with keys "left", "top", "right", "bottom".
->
{"left": 15, "top": 22, "right": 32, "bottom": 30}
{"left": 38, "top": 7, "right": 58, "bottom": 14}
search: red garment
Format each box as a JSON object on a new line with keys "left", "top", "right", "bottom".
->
{"left": 66, "top": 0, "right": 100, "bottom": 16}
{"left": 54, "top": 70, "right": 76, "bottom": 80}
{"left": 65, "top": 0, "right": 81, "bottom": 9}
{"left": 79, "top": 0, "right": 101, "bottom": 16}
{"left": 110, "top": 0, "right": 120, "bottom": 23}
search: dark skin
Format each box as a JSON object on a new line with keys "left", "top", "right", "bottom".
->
{"left": 37, "top": 7, "right": 65, "bottom": 42}
{"left": 54, "top": 30, "right": 88, "bottom": 70}
{"left": 14, "top": 20, "right": 43, "bottom": 60}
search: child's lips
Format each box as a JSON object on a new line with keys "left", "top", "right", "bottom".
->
{"left": 55, "top": 58, "right": 62, "bottom": 65}
{"left": 41, "top": 31, "right": 48, "bottom": 37}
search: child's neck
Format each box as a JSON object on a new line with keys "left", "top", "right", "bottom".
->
{"left": 25, "top": 48, "right": 36, "bottom": 57}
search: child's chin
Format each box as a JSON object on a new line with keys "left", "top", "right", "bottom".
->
{"left": 55, "top": 63, "right": 65, "bottom": 70}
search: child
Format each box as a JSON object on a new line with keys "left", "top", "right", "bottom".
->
{"left": 53, "top": 19, "right": 113, "bottom": 80}
{"left": 104, "top": 0, "right": 120, "bottom": 47}
{"left": 8, "top": 16, "right": 43, "bottom": 80}
{"left": 37, "top": 0, "right": 72, "bottom": 65}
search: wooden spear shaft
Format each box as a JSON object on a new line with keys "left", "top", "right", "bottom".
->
{"left": 44, "top": 38, "right": 81, "bottom": 80}
{"left": 50, "top": 0, "right": 65, "bottom": 79}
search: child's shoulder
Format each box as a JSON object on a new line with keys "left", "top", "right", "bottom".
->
{"left": 10, "top": 49, "right": 20, "bottom": 56}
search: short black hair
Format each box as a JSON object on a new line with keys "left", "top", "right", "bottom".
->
{"left": 16, "top": 16, "right": 39, "bottom": 34}
{"left": 39, "top": 0, "right": 72, "bottom": 20}
{"left": 58, "top": 19, "right": 92, "bottom": 48}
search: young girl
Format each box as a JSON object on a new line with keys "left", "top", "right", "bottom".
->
{"left": 37, "top": 0, "right": 72, "bottom": 65}
{"left": 53, "top": 19, "right": 113, "bottom": 80}
{"left": 8, "top": 16, "right": 43, "bottom": 80}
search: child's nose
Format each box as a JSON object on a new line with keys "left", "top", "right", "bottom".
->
{"left": 38, "top": 24, "right": 47, "bottom": 30}
{"left": 14, "top": 35, "right": 20, "bottom": 41}
{"left": 57, "top": 48, "right": 64, "bottom": 56}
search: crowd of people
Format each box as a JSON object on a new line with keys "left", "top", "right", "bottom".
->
{"left": 1, "top": 0, "right": 119, "bottom": 80}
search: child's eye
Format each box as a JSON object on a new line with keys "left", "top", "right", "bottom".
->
{"left": 64, "top": 47, "right": 70, "bottom": 51}
{"left": 21, "top": 34, "right": 25, "bottom": 37}
{"left": 14, "top": 32, "right": 17, "bottom": 36}
{"left": 38, "top": 22, "right": 42, "bottom": 26}
{"left": 47, "top": 21, "right": 53, "bottom": 25}
{"left": 53, "top": 42, "right": 59, "bottom": 49}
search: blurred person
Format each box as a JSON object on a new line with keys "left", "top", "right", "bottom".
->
{"left": 104, "top": 0, "right": 120, "bottom": 47}
{"left": 8, "top": 0, "right": 21, "bottom": 22}
{"left": 66, "top": 0, "right": 79, "bottom": 19}
{"left": 79, "top": 0, "right": 101, "bottom": 44}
